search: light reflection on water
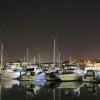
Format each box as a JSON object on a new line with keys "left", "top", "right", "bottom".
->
{"left": 0, "top": 79, "right": 100, "bottom": 100}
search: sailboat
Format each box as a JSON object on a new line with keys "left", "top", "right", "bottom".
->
{"left": 0, "top": 44, "right": 26, "bottom": 80}
{"left": 45, "top": 39, "right": 60, "bottom": 81}
{"left": 19, "top": 49, "right": 45, "bottom": 81}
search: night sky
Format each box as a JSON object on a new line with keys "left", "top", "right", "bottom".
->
{"left": 0, "top": 0, "right": 100, "bottom": 62}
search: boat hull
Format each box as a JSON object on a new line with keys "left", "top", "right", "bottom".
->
{"left": 1, "top": 70, "right": 25, "bottom": 80}
{"left": 19, "top": 73, "right": 45, "bottom": 81}
{"left": 45, "top": 72, "right": 60, "bottom": 81}
{"left": 58, "top": 73, "right": 82, "bottom": 81}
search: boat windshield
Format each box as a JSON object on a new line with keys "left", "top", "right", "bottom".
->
{"left": 26, "top": 68, "right": 34, "bottom": 71}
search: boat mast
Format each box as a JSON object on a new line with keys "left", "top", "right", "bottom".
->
{"left": 26, "top": 48, "right": 29, "bottom": 65}
{"left": 38, "top": 54, "right": 41, "bottom": 67}
{"left": 0, "top": 44, "right": 3, "bottom": 70}
{"left": 53, "top": 39, "right": 56, "bottom": 67}
{"left": 58, "top": 51, "right": 61, "bottom": 67}
{"left": 69, "top": 55, "right": 72, "bottom": 64}
{"left": 33, "top": 56, "right": 36, "bottom": 64}
{"left": 23, "top": 57, "right": 26, "bottom": 67}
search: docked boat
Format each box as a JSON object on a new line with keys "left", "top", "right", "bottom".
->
{"left": 19, "top": 65, "right": 45, "bottom": 81}
{"left": 83, "top": 70, "right": 100, "bottom": 83}
{"left": 45, "top": 67, "right": 61, "bottom": 81}
{"left": 0, "top": 44, "right": 26, "bottom": 80}
{"left": 83, "top": 64, "right": 100, "bottom": 83}
{"left": 58, "top": 64, "right": 84, "bottom": 81}
{"left": 1, "top": 67, "right": 26, "bottom": 80}
{"left": 45, "top": 39, "right": 61, "bottom": 81}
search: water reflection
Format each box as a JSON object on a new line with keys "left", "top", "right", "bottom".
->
{"left": 57, "top": 82, "right": 82, "bottom": 97}
{"left": 45, "top": 81, "right": 60, "bottom": 89}
{"left": 1, "top": 79, "right": 100, "bottom": 100}
{"left": 82, "top": 82, "right": 99, "bottom": 95}
{"left": 44, "top": 81, "right": 82, "bottom": 100}
{"left": 1, "top": 79, "right": 20, "bottom": 89}
{"left": 0, "top": 80, "right": 1, "bottom": 100}
{"left": 20, "top": 80, "right": 46, "bottom": 97}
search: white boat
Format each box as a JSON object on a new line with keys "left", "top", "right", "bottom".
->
{"left": 45, "top": 70, "right": 60, "bottom": 81}
{"left": 0, "top": 44, "right": 25, "bottom": 80}
{"left": 58, "top": 64, "right": 84, "bottom": 81}
{"left": 1, "top": 67, "right": 26, "bottom": 80}
{"left": 19, "top": 65, "right": 45, "bottom": 81}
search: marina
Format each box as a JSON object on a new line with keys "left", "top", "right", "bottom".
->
{"left": 1, "top": 1, "right": 100, "bottom": 100}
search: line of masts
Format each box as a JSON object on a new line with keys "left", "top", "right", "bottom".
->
{"left": 0, "top": 39, "right": 72, "bottom": 69}
{"left": 26, "top": 48, "right": 41, "bottom": 66}
{"left": 23, "top": 39, "right": 60, "bottom": 67}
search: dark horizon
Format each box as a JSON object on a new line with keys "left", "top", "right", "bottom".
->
{"left": 1, "top": 0, "right": 100, "bottom": 62}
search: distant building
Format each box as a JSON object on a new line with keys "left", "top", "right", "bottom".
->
{"left": 6, "top": 62, "right": 21, "bottom": 69}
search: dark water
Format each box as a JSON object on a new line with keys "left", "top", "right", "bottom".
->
{"left": 0, "top": 80, "right": 100, "bottom": 100}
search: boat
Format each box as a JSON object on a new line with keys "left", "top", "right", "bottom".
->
{"left": 83, "top": 64, "right": 100, "bottom": 83}
{"left": 18, "top": 48, "right": 45, "bottom": 81}
{"left": 0, "top": 44, "right": 3, "bottom": 79}
{"left": 1, "top": 66, "right": 26, "bottom": 80}
{"left": 45, "top": 39, "right": 61, "bottom": 81}
{"left": 0, "top": 44, "right": 26, "bottom": 80}
{"left": 83, "top": 70, "right": 100, "bottom": 83}
{"left": 57, "top": 64, "right": 84, "bottom": 81}
{"left": 45, "top": 66, "right": 61, "bottom": 81}
{"left": 19, "top": 65, "right": 45, "bottom": 81}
